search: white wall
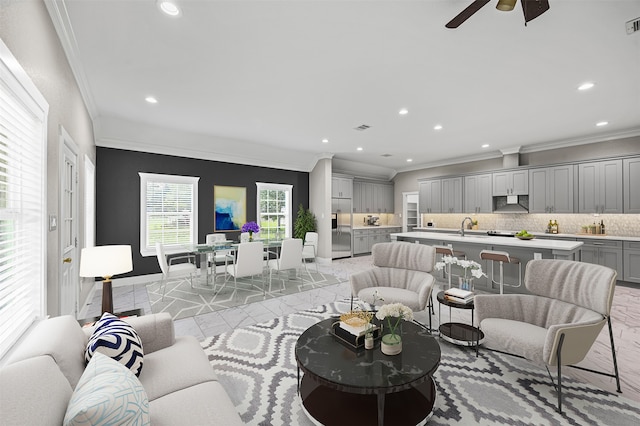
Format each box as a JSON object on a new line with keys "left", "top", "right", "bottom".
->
{"left": 0, "top": 0, "right": 96, "bottom": 316}
{"left": 309, "top": 157, "right": 332, "bottom": 261}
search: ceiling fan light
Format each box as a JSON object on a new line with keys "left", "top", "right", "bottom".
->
{"left": 496, "top": 0, "right": 517, "bottom": 12}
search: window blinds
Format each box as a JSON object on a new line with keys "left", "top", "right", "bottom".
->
{"left": 0, "top": 40, "right": 48, "bottom": 358}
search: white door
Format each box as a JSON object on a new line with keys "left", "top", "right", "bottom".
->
{"left": 59, "top": 127, "right": 79, "bottom": 316}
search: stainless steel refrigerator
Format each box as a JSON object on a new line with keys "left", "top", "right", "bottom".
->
{"left": 331, "top": 198, "right": 352, "bottom": 259}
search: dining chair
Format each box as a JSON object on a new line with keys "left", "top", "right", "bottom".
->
{"left": 205, "top": 233, "right": 233, "bottom": 281}
{"left": 225, "top": 242, "right": 265, "bottom": 291}
{"left": 267, "top": 238, "right": 303, "bottom": 292}
{"left": 302, "top": 232, "right": 319, "bottom": 273}
{"left": 155, "top": 242, "right": 197, "bottom": 301}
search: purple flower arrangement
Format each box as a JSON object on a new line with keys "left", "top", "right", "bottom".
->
{"left": 241, "top": 221, "right": 260, "bottom": 234}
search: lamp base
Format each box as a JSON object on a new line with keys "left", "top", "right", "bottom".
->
{"left": 101, "top": 279, "right": 113, "bottom": 314}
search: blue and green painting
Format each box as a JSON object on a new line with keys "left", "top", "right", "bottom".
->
{"left": 214, "top": 186, "right": 246, "bottom": 231}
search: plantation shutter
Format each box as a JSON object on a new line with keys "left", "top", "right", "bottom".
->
{"left": 0, "top": 39, "right": 48, "bottom": 358}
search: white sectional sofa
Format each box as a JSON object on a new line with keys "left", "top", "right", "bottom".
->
{"left": 0, "top": 312, "right": 243, "bottom": 425}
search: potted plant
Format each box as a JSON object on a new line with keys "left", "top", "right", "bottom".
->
{"left": 294, "top": 204, "right": 317, "bottom": 240}
{"left": 434, "top": 255, "right": 486, "bottom": 291}
{"left": 375, "top": 303, "right": 413, "bottom": 355}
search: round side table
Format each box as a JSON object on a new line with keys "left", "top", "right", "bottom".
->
{"left": 436, "top": 290, "right": 484, "bottom": 355}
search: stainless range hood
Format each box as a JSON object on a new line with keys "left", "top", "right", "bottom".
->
{"left": 493, "top": 195, "right": 529, "bottom": 213}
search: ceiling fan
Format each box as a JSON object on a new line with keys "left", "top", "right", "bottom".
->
{"left": 445, "top": 0, "right": 550, "bottom": 28}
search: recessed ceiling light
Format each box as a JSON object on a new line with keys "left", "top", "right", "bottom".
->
{"left": 407, "top": 158, "right": 413, "bottom": 162}
{"left": 481, "top": 144, "right": 490, "bottom": 148}
{"left": 434, "top": 124, "right": 443, "bottom": 131}
{"left": 578, "top": 82, "right": 595, "bottom": 91}
{"left": 145, "top": 96, "right": 158, "bottom": 104}
{"left": 596, "top": 121, "right": 609, "bottom": 127}
{"left": 357, "top": 147, "right": 363, "bottom": 151}
{"left": 322, "top": 139, "right": 329, "bottom": 143}
{"left": 157, "top": 0, "right": 181, "bottom": 17}
{"left": 398, "top": 108, "right": 409, "bottom": 115}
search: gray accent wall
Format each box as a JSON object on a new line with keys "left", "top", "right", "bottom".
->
{"left": 96, "top": 147, "right": 309, "bottom": 276}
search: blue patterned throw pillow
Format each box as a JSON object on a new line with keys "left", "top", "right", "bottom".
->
{"left": 64, "top": 352, "right": 150, "bottom": 426}
{"left": 86, "top": 312, "right": 144, "bottom": 376}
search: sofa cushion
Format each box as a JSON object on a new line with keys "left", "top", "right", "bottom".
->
{"left": 480, "top": 318, "right": 548, "bottom": 364}
{"left": 7, "top": 315, "right": 87, "bottom": 388}
{"left": 0, "top": 355, "right": 73, "bottom": 426}
{"left": 86, "top": 313, "right": 144, "bottom": 376}
{"left": 149, "top": 381, "right": 243, "bottom": 426}
{"left": 138, "top": 335, "right": 217, "bottom": 401}
{"left": 64, "top": 352, "right": 150, "bottom": 426}
{"left": 357, "top": 287, "right": 425, "bottom": 311}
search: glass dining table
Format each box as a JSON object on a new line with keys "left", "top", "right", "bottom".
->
{"left": 181, "top": 239, "right": 284, "bottom": 286}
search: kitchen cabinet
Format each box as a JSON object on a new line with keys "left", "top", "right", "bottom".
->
{"left": 624, "top": 157, "right": 640, "bottom": 213}
{"left": 492, "top": 170, "right": 528, "bottom": 196}
{"left": 464, "top": 173, "right": 492, "bottom": 213}
{"left": 578, "top": 160, "right": 622, "bottom": 214}
{"left": 441, "top": 177, "right": 463, "bottom": 213}
{"left": 332, "top": 177, "right": 353, "bottom": 199}
{"left": 623, "top": 241, "right": 640, "bottom": 283}
{"left": 419, "top": 179, "right": 441, "bottom": 213}
{"left": 529, "top": 165, "right": 574, "bottom": 213}
{"left": 352, "top": 181, "right": 394, "bottom": 213}
{"left": 578, "top": 238, "right": 623, "bottom": 279}
{"left": 352, "top": 227, "right": 401, "bottom": 254}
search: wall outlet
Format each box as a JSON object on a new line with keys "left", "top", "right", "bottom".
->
{"left": 534, "top": 252, "right": 542, "bottom": 260}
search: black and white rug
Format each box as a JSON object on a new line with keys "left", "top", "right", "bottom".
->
{"left": 201, "top": 301, "right": 640, "bottom": 426}
{"left": 148, "top": 270, "right": 341, "bottom": 320}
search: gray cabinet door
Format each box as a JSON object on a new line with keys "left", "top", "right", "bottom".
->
{"left": 352, "top": 181, "right": 362, "bottom": 212}
{"left": 477, "top": 174, "right": 492, "bottom": 213}
{"left": 493, "top": 170, "right": 528, "bottom": 196}
{"left": 599, "top": 247, "right": 623, "bottom": 277}
{"left": 441, "top": 177, "right": 463, "bottom": 213}
{"left": 578, "top": 160, "right": 622, "bottom": 213}
{"left": 624, "top": 157, "right": 640, "bottom": 213}
{"left": 528, "top": 168, "right": 549, "bottom": 213}
{"left": 549, "top": 165, "right": 574, "bottom": 213}
{"left": 623, "top": 242, "right": 640, "bottom": 283}
{"left": 419, "top": 180, "right": 441, "bottom": 213}
{"left": 492, "top": 172, "right": 510, "bottom": 196}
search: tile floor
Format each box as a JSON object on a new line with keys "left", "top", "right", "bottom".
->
{"left": 82, "top": 255, "right": 640, "bottom": 404}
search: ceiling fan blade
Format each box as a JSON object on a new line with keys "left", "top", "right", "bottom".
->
{"left": 521, "top": 0, "right": 550, "bottom": 23}
{"left": 445, "top": 0, "right": 491, "bottom": 28}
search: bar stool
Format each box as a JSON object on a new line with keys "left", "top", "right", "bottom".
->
{"left": 434, "top": 245, "right": 466, "bottom": 289}
{"left": 479, "top": 250, "right": 522, "bottom": 294}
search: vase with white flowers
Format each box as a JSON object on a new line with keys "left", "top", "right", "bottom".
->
{"left": 375, "top": 303, "right": 413, "bottom": 355}
{"left": 434, "top": 255, "right": 485, "bottom": 291}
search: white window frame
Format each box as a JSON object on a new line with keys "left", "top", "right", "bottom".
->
{"left": 0, "top": 37, "right": 49, "bottom": 359}
{"left": 139, "top": 172, "right": 199, "bottom": 256}
{"left": 256, "top": 182, "right": 293, "bottom": 239}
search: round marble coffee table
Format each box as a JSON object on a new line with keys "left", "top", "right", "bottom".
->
{"left": 295, "top": 318, "right": 441, "bottom": 426}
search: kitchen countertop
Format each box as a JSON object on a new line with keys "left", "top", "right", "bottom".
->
{"left": 413, "top": 227, "right": 640, "bottom": 242}
{"left": 353, "top": 225, "right": 402, "bottom": 230}
{"left": 392, "top": 231, "right": 584, "bottom": 252}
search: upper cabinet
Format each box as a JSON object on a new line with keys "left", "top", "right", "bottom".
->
{"left": 492, "top": 170, "right": 528, "bottom": 196}
{"left": 464, "top": 174, "right": 492, "bottom": 214}
{"left": 419, "top": 179, "right": 442, "bottom": 213}
{"left": 352, "top": 180, "right": 394, "bottom": 213}
{"left": 441, "top": 177, "right": 463, "bottom": 213}
{"left": 624, "top": 157, "right": 640, "bottom": 213}
{"left": 529, "top": 165, "right": 574, "bottom": 213}
{"left": 578, "top": 160, "right": 623, "bottom": 214}
{"left": 332, "top": 177, "right": 352, "bottom": 199}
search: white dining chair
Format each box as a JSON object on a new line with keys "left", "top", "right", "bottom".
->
{"left": 155, "top": 242, "right": 197, "bottom": 301}
{"left": 206, "top": 233, "right": 233, "bottom": 280}
{"left": 302, "top": 232, "right": 318, "bottom": 273}
{"left": 267, "top": 238, "right": 303, "bottom": 292}
{"left": 225, "top": 242, "right": 265, "bottom": 291}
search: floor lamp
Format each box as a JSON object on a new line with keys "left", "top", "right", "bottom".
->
{"left": 80, "top": 245, "right": 133, "bottom": 314}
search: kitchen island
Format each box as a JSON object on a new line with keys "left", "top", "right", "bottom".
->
{"left": 391, "top": 231, "right": 584, "bottom": 294}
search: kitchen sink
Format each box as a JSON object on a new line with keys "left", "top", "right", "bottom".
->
{"left": 445, "top": 234, "right": 489, "bottom": 238}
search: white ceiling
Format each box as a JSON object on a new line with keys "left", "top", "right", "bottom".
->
{"left": 47, "top": 0, "right": 640, "bottom": 179}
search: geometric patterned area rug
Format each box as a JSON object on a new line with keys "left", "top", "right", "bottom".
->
{"left": 147, "top": 270, "right": 342, "bottom": 320}
{"left": 201, "top": 301, "right": 640, "bottom": 426}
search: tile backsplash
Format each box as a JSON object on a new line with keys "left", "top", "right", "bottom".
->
{"left": 419, "top": 213, "right": 640, "bottom": 237}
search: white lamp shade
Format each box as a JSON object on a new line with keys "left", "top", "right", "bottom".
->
{"left": 79, "top": 245, "right": 133, "bottom": 278}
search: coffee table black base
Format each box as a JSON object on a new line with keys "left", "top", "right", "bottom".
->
{"left": 299, "top": 374, "right": 436, "bottom": 426}
{"left": 439, "top": 322, "right": 484, "bottom": 347}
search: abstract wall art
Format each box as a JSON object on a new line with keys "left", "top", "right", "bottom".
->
{"left": 214, "top": 185, "right": 246, "bottom": 231}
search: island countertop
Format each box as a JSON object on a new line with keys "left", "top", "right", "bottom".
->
{"left": 391, "top": 231, "right": 584, "bottom": 252}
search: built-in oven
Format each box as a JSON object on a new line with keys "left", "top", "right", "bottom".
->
{"left": 331, "top": 213, "right": 337, "bottom": 230}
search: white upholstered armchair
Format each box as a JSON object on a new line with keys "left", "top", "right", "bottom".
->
{"left": 350, "top": 241, "right": 436, "bottom": 329}
{"left": 475, "top": 259, "right": 621, "bottom": 413}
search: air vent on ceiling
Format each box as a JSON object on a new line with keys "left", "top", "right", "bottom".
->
{"left": 380, "top": 154, "right": 392, "bottom": 157}
{"left": 354, "top": 124, "right": 371, "bottom": 131}
{"left": 627, "top": 17, "right": 640, "bottom": 34}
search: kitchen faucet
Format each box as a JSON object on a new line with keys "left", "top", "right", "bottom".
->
{"left": 460, "top": 217, "right": 473, "bottom": 237}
